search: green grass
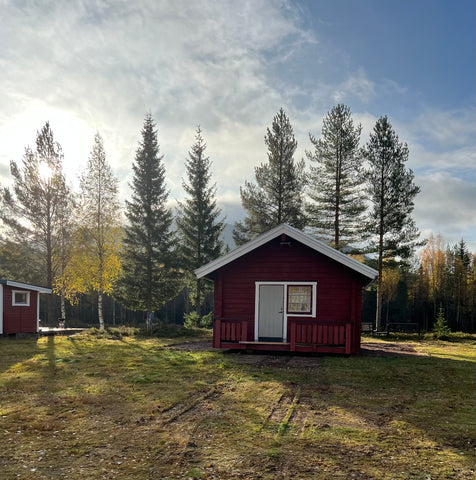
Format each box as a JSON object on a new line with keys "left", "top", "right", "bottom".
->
{"left": 0, "top": 330, "right": 474, "bottom": 479}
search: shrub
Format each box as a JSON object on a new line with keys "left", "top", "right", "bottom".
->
{"left": 433, "top": 307, "right": 451, "bottom": 340}
{"left": 184, "top": 311, "right": 213, "bottom": 329}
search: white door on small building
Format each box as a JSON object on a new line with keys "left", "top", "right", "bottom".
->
{"left": 258, "top": 284, "right": 284, "bottom": 341}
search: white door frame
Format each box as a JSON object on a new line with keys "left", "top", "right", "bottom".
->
{"left": 254, "top": 281, "right": 317, "bottom": 342}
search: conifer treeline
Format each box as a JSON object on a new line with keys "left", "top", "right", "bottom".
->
{"left": 0, "top": 108, "right": 474, "bottom": 331}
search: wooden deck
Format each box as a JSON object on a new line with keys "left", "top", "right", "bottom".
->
{"left": 214, "top": 318, "right": 352, "bottom": 354}
{"left": 39, "top": 327, "right": 88, "bottom": 336}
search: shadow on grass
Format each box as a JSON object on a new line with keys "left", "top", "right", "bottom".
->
{"left": 0, "top": 336, "right": 42, "bottom": 375}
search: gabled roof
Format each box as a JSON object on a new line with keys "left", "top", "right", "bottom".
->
{"left": 195, "top": 224, "right": 378, "bottom": 281}
{"left": 0, "top": 279, "right": 52, "bottom": 293}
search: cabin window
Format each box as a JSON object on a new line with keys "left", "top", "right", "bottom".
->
{"left": 12, "top": 290, "right": 30, "bottom": 306}
{"left": 287, "top": 285, "right": 312, "bottom": 314}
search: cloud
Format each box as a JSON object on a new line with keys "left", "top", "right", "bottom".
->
{"left": 413, "top": 108, "right": 476, "bottom": 148}
{"left": 0, "top": 0, "right": 317, "bottom": 196}
{"left": 410, "top": 144, "right": 475, "bottom": 175}
{"left": 413, "top": 171, "right": 476, "bottom": 251}
{"left": 332, "top": 69, "right": 376, "bottom": 103}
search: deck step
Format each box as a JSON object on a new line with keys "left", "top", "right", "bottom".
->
{"left": 239, "top": 341, "right": 291, "bottom": 345}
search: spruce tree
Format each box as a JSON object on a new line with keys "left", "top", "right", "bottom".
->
{"left": 306, "top": 104, "right": 366, "bottom": 250}
{"left": 233, "top": 108, "right": 306, "bottom": 244}
{"left": 116, "top": 114, "right": 178, "bottom": 327}
{"left": 176, "top": 126, "right": 225, "bottom": 318}
{"left": 364, "top": 116, "right": 421, "bottom": 331}
{"left": 449, "top": 239, "right": 471, "bottom": 328}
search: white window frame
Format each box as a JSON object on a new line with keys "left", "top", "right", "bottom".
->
{"left": 254, "top": 281, "right": 317, "bottom": 342}
{"left": 12, "top": 290, "right": 30, "bottom": 307}
{"left": 287, "top": 285, "right": 314, "bottom": 314}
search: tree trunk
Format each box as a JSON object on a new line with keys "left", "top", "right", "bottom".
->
{"left": 386, "top": 297, "right": 390, "bottom": 325}
{"left": 146, "top": 309, "right": 152, "bottom": 331}
{"left": 60, "top": 294, "right": 66, "bottom": 321}
{"left": 195, "top": 278, "right": 202, "bottom": 317}
{"left": 98, "top": 289, "right": 104, "bottom": 330}
{"left": 375, "top": 227, "right": 384, "bottom": 331}
{"left": 375, "top": 273, "right": 383, "bottom": 332}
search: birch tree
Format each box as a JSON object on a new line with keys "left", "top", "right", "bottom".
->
{"left": 64, "top": 133, "right": 121, "bottom": 330}
{"left": 0, "top": 122, "right": 70, "bottom": 322}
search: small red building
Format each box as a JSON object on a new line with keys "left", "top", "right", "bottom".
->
{"left": 0, "top": 280, "right": 52, "bottom": 335}
{"left": 195, "top": 224, "right": 377, "bottom": 354}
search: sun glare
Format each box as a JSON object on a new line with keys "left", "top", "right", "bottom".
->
{"left": 38, "top": 162, "right": 53, "bottom": 182}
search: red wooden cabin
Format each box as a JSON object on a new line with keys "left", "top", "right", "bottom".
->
{"left": 195, "top": 224, "right": 377, "bottom": 354}
{"left": 0, "top": 280, "right": 52, "bottom": 335}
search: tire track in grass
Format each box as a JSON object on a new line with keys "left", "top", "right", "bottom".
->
{"left": 158, "top": 383, "right": 229, "bottom": 472}
{"left": 159, "top": 383, "right": 225, "bottom": 425}
{"left": 260, "top": 386, "right": 302, "bottom": 436}
{"left": 275, "top": 386, "right": 301, "bottom": 438}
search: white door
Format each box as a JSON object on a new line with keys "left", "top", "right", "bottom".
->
{"left": 258, "top": 285, "right": 284, "bottom": 341}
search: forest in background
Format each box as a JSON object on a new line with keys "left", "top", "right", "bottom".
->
{"left": 0, "top": 106, "right": 474, "bottom": 333}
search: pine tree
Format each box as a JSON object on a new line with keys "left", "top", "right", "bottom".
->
{"left": 176, "top": 126, "right": 225, "bottom": 318}
{"left": 64, "top": 133, "right": 121, "bottom": 330}
{"left": 306, "top": 104, "right": 366, "bottom": 250}
{"left": 116, "top": 114, "right": 178, "bottom": 327}
{"left": 0, "top": 122, "right": 70, "bottom": 322}
{"left": 363, "top": 116, "right": 421, "bottom": 331}
{"left": 233, "top": 108, "right": 306, "bottom": 244}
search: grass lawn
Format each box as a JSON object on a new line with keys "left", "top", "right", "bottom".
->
{"left": 0, "top": 328, "right": 474, "bottom": 479}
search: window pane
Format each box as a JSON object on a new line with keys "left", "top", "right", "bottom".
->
{"left": 288, "top": 286, "right": 312, "bottom": 313}
{"left": 13, "top": 292, "right": 29, "bottom": 305}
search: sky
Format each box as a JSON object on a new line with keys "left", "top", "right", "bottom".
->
{"left": 1, "top": 0, "right": 475, "bottom": 252}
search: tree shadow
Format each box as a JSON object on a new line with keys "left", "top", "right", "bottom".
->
{"left": 45, "top": 334, "right": 56, "bottom": 377}
{"left": 0, "top": 336, "right": 42, "bottom": 375}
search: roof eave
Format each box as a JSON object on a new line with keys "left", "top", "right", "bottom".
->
{"left": 0, "top": 279, "right": 52, "bottom": 293}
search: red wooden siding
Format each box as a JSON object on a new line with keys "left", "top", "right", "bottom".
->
{"left": 211, "top": 236, "right": 368, "bottom": 354}
{"left": 2, "top": 286, "right": 39, "bottom": 334}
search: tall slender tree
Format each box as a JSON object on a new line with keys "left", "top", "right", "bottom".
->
{"left": 363, "top": 116, "right": 421, "bottom": 331}
{"left": 116, "top": 114, "right": 178, "bottom": 327}
{"left": 63, "top": 133, "right": 121, "bottom": 330}
{"left": 306, "top": 104, "right": 366, "bottom": 250}
{"left": 449, "top": 239, "right": 472, "bottom": 328}
{"left": 176, "top": 126, "right": 225, "bottom": 316}
{"left": 233, "top": 108, "right": 306, "bottom": 244}
{"left": 53, "top": 191, "right": 76, "bottom": 322}
{"left": 0, "top": 122, "right": 70, "bottom": 322}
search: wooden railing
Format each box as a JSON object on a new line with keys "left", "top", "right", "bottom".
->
{"left": 289, "top": 320, "right": 351, "bottom": 354}
{"left": 213, "top": 318, "right": 248, "bottom": 348}
{"left": 213, "top": 318, "right": 352, "bottom": 353}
